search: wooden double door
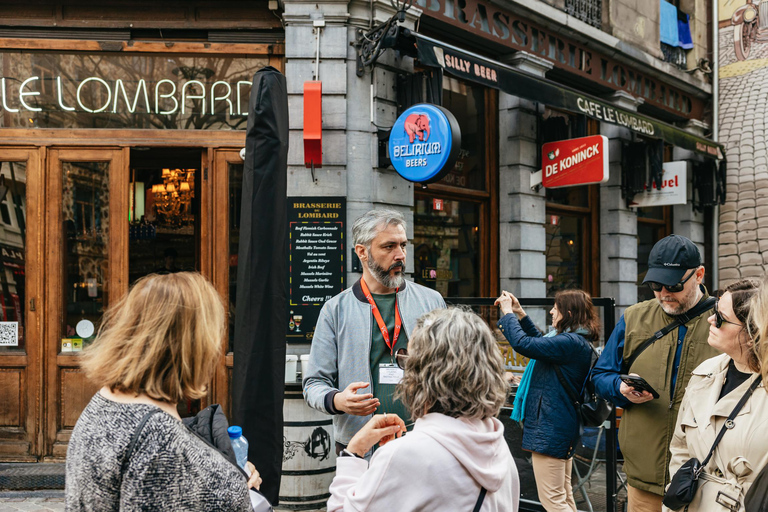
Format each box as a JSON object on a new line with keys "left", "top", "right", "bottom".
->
{"left": 0, "top": 144, "right": 243, "bottom": 461}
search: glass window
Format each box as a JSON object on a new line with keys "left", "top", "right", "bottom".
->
{"left": 0, "top": 161, "right": 26, "bottom": 352}
{"left": 545, "top": 214, "right": 585, "bottom": 296}
{"left": 229, "top": 162, "right": 243, "bottom": 353}
{"left": 414, "top": 196, "right": 480, "bottom": 297}
{"left": 63, "top": 161, "right": 109, "bottom": 352}
{"left": 637, "top": 206, "right": 670, "bottom": 302}
{"left": 438, "top": 77, "right": 486, "bottom": 190}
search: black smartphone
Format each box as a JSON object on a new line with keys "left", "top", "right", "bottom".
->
{"left": 619, "top": 374, "right": 660, "bottom": 399}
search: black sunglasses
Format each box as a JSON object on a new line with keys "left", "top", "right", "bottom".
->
{"left": 714, "top": 299, "right": 741, "bottom": 329}
{"left": 395, "top": 348, "right": 408, "bottom": 369}
{"left": 647, "top": 269, "right": 696, "bottom": 293}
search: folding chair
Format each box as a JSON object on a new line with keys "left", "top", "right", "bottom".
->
{"left": 572, "top": 423, "right": 627, "bottom": 512}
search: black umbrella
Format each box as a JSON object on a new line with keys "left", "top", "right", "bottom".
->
{"left": 232, "top": 66, "right": 289, "bottom": 505}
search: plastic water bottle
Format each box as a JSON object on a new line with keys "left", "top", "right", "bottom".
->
{"left": 228, "top": 426, "right": 249, "bottom": 469}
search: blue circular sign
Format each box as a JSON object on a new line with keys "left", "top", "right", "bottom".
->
{"left": 388, "top": 103, "right": 461, "bottom": 184}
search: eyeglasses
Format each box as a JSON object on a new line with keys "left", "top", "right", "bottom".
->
{"left": 714, "top": 299, "right": 741, "bottom": 329}
{"left": 395, "top": 348, "right": 408, "bottom": 369}
{"left": 647, "top": 269, "right": 696, "bottom": 293}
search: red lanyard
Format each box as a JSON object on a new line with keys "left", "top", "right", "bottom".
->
{"left": 360, "top": 278, "right": 401, "bottom": 355}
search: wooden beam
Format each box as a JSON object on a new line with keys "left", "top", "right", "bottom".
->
{"left": 0, "top": 38, "right": 284, "bottom": 55}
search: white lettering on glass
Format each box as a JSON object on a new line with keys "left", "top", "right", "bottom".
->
{"left": 57, "top": 77, "right": 76, "bottom": 111}
{"left": 19, "top": 77, "right": 42, "bottom": 112}
{"left": 113, "top": 79, "right": 150, "bottom": 113}
{"left": 155, "top": 79, "right": 178, "bottom": 115}
{"left": 1, "top": 78, "right": 18, "bottom": 112}
{"left": 211, "top": 81, "right": 233, "bottom": 115}
{"left": 237, "top": 81, "right": 251, "bottom": 115}
{"left": 181, "top": 80, "right": 205, "bottom": 115}
{"left": 77, "top": 77, "right": 112, "bottom": 113}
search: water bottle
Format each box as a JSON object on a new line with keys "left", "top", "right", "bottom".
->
{"left": 228, "top": 426, "right": 249, "bottom": 469}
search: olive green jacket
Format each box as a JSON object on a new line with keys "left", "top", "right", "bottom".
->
{"left": 618, "top": 292, "right": 718, "bottom": 496}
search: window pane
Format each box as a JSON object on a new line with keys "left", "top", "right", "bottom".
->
{"left": 63, "top": 162, "right": 109, "bottom": 353}
{"left": 438, "top": 78, "right": 485, "bottom": 190}
{"left": 0, "top": 161, "right": 26, "bottom": 353}
{"left": 414, "top": 197, "right": 480, "bottom": 297}
{"left": 637, "top": 223, "right": 662, "bottom": 302}
{"left": 545, "top": 214, "right": 584, "bottom": 296}
{"left": 229, "top": 162, "right": 244, "bottom": 353}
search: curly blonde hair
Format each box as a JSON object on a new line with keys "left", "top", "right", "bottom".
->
{"left": 79, "top": 272, "right": 225, "bottom": 403}
{"left": 749, "top": 275, "right": 768, "bottom": 382}
{"left": 396, "top": 308, "right": 508, "bottom": 421}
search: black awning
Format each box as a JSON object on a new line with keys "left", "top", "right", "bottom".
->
{"left": 413, "top": 33, "right": 721, "bottom": 158}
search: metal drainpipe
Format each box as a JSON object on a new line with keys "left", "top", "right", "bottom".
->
{"left": 712, "top": 0, "right": 719, "bottom": 290}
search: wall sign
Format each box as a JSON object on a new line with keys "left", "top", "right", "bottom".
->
{"left": 287, "top": 198, "right": 346, "bottom": 342}
{"left": 388, "top": 103, "right": 462, "bottom": 183}
{"left": 414, "top": 0, "right": 704, "bottom": 120}
{"left": 629, "top": 161, "right": 688, "bottom": 208}
{"left": 542, "top": 135, "right": 609, "bottom": 188}
{"left": 0, "top": 52, "right": 268, "bottom": 130}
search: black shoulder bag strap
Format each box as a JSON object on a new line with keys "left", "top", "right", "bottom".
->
{"left": 473, "top": 487, "right": 487, "bottom": 512}
{"left": 698, "top": 375, "right": 762, "bottom": 471}
{"left": 121, "top": 409, "right": 163, "bottom": 475}
{"left": 553, "top": 342, "right": 600, "bottom": 406}
{"left": 621, "top": 296, "right": 715, "bottom": 375}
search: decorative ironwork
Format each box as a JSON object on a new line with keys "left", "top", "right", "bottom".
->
{"left": 661, "top": 42, "right": 688, "bottom": 70}
{"left": 565, "top": 0, "right": 602, "bottom": 29}
{"left": 355, "top": 0, "right": 416, "bottom": 77}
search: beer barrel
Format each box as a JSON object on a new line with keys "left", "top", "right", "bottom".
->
{"left": 277, "top": 383, "right": 336, "bottom": 511}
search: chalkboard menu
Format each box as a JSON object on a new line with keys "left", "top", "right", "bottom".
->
{"left": 287, "top": 198, "right": 346, "bottom": 342}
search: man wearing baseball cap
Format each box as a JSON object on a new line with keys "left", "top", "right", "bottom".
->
{"left": 592, "top": 234, "right": 718, "bottom": 512}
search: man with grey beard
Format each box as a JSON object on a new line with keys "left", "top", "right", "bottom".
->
{"left": 303, "top": 209, "right": 445, "bottom": 457}
{"left": 592, "top": 235, "right": 718, "bottom": 512}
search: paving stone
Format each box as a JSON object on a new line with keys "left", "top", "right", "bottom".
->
{"left": 739, "top": 240, "right": 760, "bottom": 253}
{"left": 720, "top": 267, "right": 741, "bottom": 280}
{"left": 742, "top": 265, "right": 766, "bottom": 277}
{"left": 719, "top": 255, "right": 740, "bottom": 268}
{"left": 741, "top": 252, "right": 763, "bottom": 266}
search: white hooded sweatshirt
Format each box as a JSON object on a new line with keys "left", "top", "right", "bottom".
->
{"left": 327, "top": 413, "right": 520, "bottom": 512}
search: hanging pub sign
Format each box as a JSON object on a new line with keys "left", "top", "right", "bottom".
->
{"left": 629, "top": 161, "right": 688, "bottom": 208}
{"left": 542, "top": 135, "right": 609, "bottom": 188}
{"left": 388, "top": 103, "right": 462, "bottom": 184}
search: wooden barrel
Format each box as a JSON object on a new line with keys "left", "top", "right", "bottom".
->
{"left": 277, "top": 384, "right": 336, "bottom": 511}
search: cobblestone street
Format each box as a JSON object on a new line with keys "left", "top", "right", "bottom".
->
{"left": 717, "top": 27, "right": 768, "bottom": 286}
{"left": 0, "top": 492, "right": 64, "bottom": 512}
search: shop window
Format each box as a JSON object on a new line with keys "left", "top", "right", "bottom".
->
{"left": 0, "top": 162, "right": 26, "bottom": 352}
{"left": 415, "top": 79, "right": 498, "bottom": 298}
{"left": 543, "top": 111, "right": 599, "bottom": 296}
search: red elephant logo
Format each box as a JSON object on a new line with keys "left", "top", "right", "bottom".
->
{"left": 403, "top": 113, "right": 431, "bottom": 143}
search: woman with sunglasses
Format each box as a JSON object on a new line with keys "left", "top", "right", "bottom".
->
{"left": 664, "top": 279, "right": 768, "bottom": 512}
{"left": 326, "top": 308, "right": 520, "bottom": 512}
{"left": 495, "top": 289, "right": 599, "bottom": 512}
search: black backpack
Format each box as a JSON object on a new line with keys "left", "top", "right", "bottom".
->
{"left": 554, "top": 345, "right": 613, "bottom": 428}
{"left": 746, "top": 463, "right": 768, "bottom": 512}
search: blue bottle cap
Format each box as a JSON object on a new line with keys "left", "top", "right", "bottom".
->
{"left": 227, "top": 426, "right": 242, "bottom": 439}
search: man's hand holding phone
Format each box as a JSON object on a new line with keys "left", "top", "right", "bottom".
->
{"left": 619, "top": 374, "right": 658, "bottom": 404}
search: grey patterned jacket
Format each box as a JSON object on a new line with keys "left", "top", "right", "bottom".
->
{"left": 302, "top": 278, "right": 445, "bottom": 446}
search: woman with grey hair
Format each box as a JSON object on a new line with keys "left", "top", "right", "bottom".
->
{"left": 326, "top": 308, "right": 520, "bottom": 512}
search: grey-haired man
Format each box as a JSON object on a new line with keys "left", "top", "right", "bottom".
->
{"left": 303, "top": 209, "right": 445, "bottom": 456}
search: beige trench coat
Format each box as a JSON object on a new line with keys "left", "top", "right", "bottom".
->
{"left": 664, "top": 353, "right": 768, "bottom": 512}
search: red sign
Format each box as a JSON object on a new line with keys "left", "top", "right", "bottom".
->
{"left": 542, "top": 135, "right": 609, "bottom": 189}
{"left": 433, "top": 198, "right": 444, "bottom": 211}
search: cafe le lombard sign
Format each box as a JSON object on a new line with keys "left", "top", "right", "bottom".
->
{"left": 414, "top": 0, "right": 704, "bottom": 120}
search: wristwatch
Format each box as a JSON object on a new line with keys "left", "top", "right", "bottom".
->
{"left": 340, "top": 448, "right": 363, "bottom": 459}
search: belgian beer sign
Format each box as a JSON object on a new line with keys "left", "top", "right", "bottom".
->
{"left": 287, "top": 198, "right": 346, "bottom": 342}
{"left": 388, "top": 103, "right": 462, "bottom": 184}
{"left": 542, "top": 135, "right": 609, "bottom": 188}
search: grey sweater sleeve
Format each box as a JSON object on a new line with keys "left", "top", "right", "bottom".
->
{"left": 303, "top": 301, "right": 340, "bottom": 414}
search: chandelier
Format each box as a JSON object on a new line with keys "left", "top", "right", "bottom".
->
{"left": 151, "top": 168, "right": 195, "bottom": 227}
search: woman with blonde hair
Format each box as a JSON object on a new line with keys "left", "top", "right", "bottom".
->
{"left": 663, "top": 279, "right": 768, "bottom": 511}
{"left": 327, "top": 307, "right": 519, "bottom": 511}
{"left": 65, "top": 272, "right": 260, "bottom": 511}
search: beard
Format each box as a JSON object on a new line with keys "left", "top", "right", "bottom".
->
{"left": 658, "top": 284, "right": 701, "bottom": 316}
{"left": 367, "top": 257, "right": 405, "bottom": 289}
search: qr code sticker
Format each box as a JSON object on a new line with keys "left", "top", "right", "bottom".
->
{"left": 0, "top": 322, "right": 18, "bottom": 346}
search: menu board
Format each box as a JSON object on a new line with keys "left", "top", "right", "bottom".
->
{"left": 287, "top": 198, "right": 346, "bottom": 342}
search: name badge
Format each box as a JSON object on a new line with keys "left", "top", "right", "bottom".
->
{"left": 379, "top": 363, "right": 404, "bottom": 385}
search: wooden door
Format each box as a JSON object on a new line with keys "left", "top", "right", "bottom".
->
{"left": 44, "top": 148, "right": 127, "bottom": 459}
{"left": 0, "top": 148, "right": 43, "bottom": 461}
{"left": 211, "top": 149, "right": 243, "bottom": 418}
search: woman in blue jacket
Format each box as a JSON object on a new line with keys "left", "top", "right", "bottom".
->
{"left": 495, "top": 289, "right": 599, "bottom": 512}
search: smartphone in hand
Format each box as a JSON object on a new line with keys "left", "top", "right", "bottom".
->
{"left": 619, "top": 374, "right": 660, "bottom": 399}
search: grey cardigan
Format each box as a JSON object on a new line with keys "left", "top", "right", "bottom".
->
{"left": 302, "top": 278, "right": 445, "bottom": 445}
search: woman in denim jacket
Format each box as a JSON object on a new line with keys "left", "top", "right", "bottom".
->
{"left": 495, "top": 289, "right": 599, "bottom": 512}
